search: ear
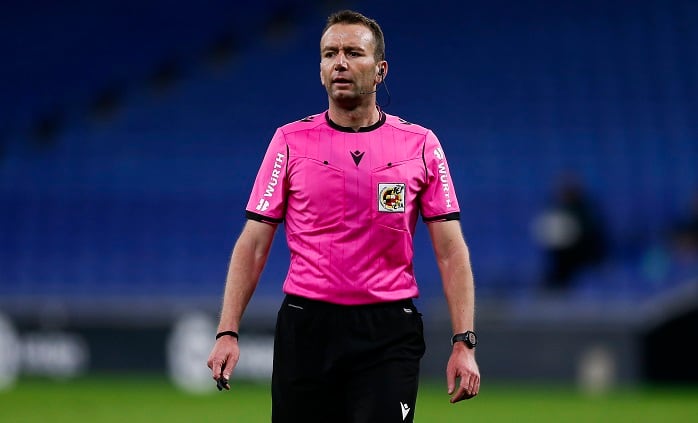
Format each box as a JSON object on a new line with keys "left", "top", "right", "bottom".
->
{"left": 376, "top": 61, "right": 388, "bottom": 82}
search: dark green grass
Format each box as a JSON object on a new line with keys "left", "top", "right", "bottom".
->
{"left": 1, "top": 376, "right": 696, "bottom": 422}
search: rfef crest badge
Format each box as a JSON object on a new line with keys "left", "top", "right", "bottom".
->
{"left": 378, "top": 183, "right": 406, "bottom": 212}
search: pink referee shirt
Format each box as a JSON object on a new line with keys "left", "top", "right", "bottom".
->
{"left": 245, "top": 111, "right": 461, "bottom": 305}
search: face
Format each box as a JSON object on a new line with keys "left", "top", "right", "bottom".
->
{"left": 320, "top": 23, "right": 384, "bottom": 104}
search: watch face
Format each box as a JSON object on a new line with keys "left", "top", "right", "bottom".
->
{"left": 466, "top": 332, "right": 477, "bottom": 346}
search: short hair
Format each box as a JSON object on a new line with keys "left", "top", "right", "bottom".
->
{"left": 322, "top": 10, "right": 386, "bottom": 62}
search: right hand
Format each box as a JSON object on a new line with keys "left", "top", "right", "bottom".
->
{"left": 207, "top": 336, "right": 240, "bottom": 390}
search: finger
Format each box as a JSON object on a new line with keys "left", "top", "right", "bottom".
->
{"left": 446, "top": 368, "right": 456, "bottom": 395}
{"left": 449, "top": 385, "right": 467, "bottom": 403}
{"left": 463, "top": 374, "right": 479, "bottom": 398}
{"left": 470, "top": 378, "right": 480, "bottom": 398}
{"left": 464, "top": 375, "right": 474, "bottom": 396}
{"left": 451, "top": 376, "right": 480, "bottom": 403}
{"left": 462, "top": 392, "right": 477, "bottom": 401}
{"left": 463, "top": 384, "right": 478, "bottom": 400}
{"left": 210, "top": 358, "right": 225, "bottom": 380}
{"left": 216, "top": 376, "right": 230, "bottom": 391}
{"left": 222, "top": 356, "right": 235, "bottom": 381}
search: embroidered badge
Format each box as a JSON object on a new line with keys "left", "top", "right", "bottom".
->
{"left": 378, "top": 183, "right": 406, "bottom": 212}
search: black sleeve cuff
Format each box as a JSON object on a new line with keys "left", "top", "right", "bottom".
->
{"left": 246, "top": 210, "right": 284, "bottom": 224}
{"left": 422, "top": 211, "right": 460, "bottom": 223}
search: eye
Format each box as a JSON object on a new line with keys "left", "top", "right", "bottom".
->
{"left": 323, "top": 51, "right": 336, "bottom": 58}
{"left": 348, "top": 51, "right": 361, "bottom": 57}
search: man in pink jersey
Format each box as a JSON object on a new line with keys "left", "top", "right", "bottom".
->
{"left": 207, "top": 10, "right": 480, "bottom": 422}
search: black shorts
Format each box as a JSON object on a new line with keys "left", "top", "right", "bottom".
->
{"left": 272, "top": 294, "right": 426, "bottom": 423}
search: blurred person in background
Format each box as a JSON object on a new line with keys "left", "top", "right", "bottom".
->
{"left": 532, "top": 174, "right": 608, "bottom": 293}
{"left": 640, "top": 189, "right": 698, "bottom": 286}
{"left": 669, "top": 189, "right": 698, "bottom": 259}
{"left": 206, "top": 9, "right": 479, "bottom": 423}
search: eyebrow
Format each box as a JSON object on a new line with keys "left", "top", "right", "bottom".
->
{"left": 321, "top": 44, "right": 366, "bottom": 52}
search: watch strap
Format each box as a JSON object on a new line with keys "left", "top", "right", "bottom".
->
{"left": 451, "top": 330, "right": 477, "bottom": 348}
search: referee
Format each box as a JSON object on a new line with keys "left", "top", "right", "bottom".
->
{"left": 207, "top": 9, "right": 480, "bottom": 423}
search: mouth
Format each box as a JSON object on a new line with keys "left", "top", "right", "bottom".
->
{"left": 332, "top": 78, "right": 352, "bottom": 85}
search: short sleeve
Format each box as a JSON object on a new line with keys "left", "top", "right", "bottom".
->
{"left": 245, "top": 129, "right": 288, "bottom": 224}
{"left": 420, "top": 131, "right": 461, "bottom": 222}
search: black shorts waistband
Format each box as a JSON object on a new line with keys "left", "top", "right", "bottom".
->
{"left": 283, "top": 294, "right": 416, "bottom": 312}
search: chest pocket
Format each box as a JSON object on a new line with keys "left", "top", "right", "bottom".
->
{"left": 371, "top": 161, "right": 413, "bottom": 232}
{"left": 288, "top": 158, "right": 345, "bottom": 231}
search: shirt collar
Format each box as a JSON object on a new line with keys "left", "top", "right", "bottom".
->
{"left": 324, "top": 109, "right": 386, "bottom": 133}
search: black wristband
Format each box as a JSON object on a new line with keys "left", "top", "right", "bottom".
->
{"left": 216, "top": 330, "right": 239, "bottom": 340}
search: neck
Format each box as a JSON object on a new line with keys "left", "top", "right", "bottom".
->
{"left": 327, "top": 102, "right": 380, "bottom": 132}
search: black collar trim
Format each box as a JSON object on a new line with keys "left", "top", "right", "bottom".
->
{"left": 325, "top": 110, "right": 386, "bottom": 133}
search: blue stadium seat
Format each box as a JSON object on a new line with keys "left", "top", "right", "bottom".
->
{"left": 2, "top": 0, "right": 697, "bottom": 304}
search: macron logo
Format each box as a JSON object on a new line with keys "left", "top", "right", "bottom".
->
{"left": 400, "top": 402, "right": 410, "bottom": 421}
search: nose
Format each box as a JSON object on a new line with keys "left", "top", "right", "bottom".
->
{"left": 333, "top": 52, "right": 348, "bottom": 70}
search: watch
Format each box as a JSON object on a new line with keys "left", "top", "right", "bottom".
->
{"left": 451, "top": 331, "right": 478, "bottom": 349}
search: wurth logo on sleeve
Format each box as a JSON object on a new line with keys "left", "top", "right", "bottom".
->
{"left": 433, "top": 148, "right": 453, "bottom": 209}
{"left": 255, "top": 198, "right": 270, "bottom": 211}
{"left": 433, "top": 147, "right": 444, "bottom": 161}
{"left": 264, "top": 152, "right": 286, "bottom": 197}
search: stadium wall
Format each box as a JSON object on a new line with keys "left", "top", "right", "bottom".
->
{"left": 2, "top": 282, "right": 696, "bottom": 392}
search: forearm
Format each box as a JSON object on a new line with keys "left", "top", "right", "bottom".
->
{"left": 439, "top": 243, "right": 475, "bottom": 334}
{"left": 430, "top": 221, "right": 481, "bottom": 401}
{"left": 429, "top": 220, "right": 476, "bottom": 334}
{"left": 216, "top": 222, "right": 275, "bottom": 333}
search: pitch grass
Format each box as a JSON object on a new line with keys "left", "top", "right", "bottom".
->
{"left": 1, "top": 375, "right": 697, "bottom": 422}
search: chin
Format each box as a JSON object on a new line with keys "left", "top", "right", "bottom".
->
{"left": 332, "top": 90, "right": 358, "bottom": 101}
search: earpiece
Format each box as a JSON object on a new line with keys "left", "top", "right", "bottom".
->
{"left": 360, "top": 66, "right": 388, "bottom": 95}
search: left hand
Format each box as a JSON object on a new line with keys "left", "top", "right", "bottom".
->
{"left": 446, "top": 343, "right": 480, "bottom": 403}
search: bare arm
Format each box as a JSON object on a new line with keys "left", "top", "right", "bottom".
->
{"left": 427, "top": 219, "right": 480, "bottom": 402}
{"left": 207, "top": 220, "right": 277, "bottom": 386}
